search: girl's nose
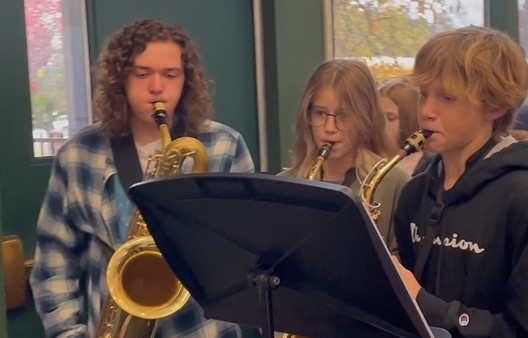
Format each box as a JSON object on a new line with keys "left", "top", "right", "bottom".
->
{"left": 324, "top": 114, "right": 338, "bottom": 132}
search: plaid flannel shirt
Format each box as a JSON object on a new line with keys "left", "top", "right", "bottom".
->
{"left": 29, "top": 120, "right": 255, "bottom": 338}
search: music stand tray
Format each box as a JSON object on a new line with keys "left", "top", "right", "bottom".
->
{"left": 129, "top": 173, "right": 435, "bottom": 338}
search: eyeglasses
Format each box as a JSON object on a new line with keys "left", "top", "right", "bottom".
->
{"left": 308, "top": 108, "right": 352, "bottom": 131}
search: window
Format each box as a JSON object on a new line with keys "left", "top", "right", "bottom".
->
{"left": 25, "top": 0, "right": 91, "bottom": 157}
{"left": 327, "top": 0, "right": 485, "bottom": 82}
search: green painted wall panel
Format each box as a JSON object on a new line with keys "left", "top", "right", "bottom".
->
{"left": 274, "top": 0, "right": 325, "bottom": 169}
{"left": 0, "top": 190, "right": 6, "bottom": 338}
{"left": 489, "top": 0, "right": 519, "bottom": 41}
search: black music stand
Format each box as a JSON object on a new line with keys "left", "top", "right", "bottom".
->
{"left": 128, "top": 173, "right": 440, "bottom": 338}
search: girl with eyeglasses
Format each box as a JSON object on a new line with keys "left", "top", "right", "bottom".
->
{"left": 280, "top": 59, "right": 410, "bottom": 253}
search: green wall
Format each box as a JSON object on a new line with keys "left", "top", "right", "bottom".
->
{"left": 490, "top": 0, "right": 520, "bottom": 40}
{"left": 261, "top": 0, "right": 325, "bottom": 173}
{"left": 246, "top": 0, "right": 326, "bottom": 173}
{"left": 0, "top": 191, "right": 6, "bottom": 338}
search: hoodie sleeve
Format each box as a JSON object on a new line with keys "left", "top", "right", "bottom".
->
{"left": 416, "top": 288, "right": 520, "bottom": 337}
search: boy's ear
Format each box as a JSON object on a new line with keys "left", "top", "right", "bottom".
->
{"left": 485, "top": 108, "right": 508, "bottom": 121}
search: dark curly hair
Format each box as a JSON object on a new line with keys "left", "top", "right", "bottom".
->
{"left": 92, "top": 19, "right": 211, "bottom": 137}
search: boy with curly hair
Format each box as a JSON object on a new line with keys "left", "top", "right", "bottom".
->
{"left": 30, "top": 19, "right": 254, "bottom": 338}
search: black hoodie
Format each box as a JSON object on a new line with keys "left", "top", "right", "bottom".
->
{"left": 394, "top": 137, "right": 528, "bottom": 338}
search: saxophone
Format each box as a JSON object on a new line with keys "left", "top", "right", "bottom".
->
{"left": 360, "top": 129, "right": 431, "bottom": 223}
{"left": 281, "top": 130, "right": 430, "bottom": 338}
{"left": 96, "top": 102, "right": 208, "bottom": 338}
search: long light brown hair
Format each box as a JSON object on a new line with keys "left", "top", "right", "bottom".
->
{"left": 92, "top": 19, "right": 211, "bottom": 137}
{"left": 378, "top": 76, "right": 420, "bottom": 149}
{"left": 288, "top": 59, "right": 394, "bottom": 180}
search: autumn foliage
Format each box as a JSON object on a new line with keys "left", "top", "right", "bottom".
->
{"left": 24, "top": 0, "right": 61, "bottom": 92}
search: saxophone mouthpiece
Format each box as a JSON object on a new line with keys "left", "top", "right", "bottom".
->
{"left": 419, "top": 129, "right": 432, "bottom": 139}
{"left": 401, "top": 130, "right": 430, "bottom": 155}
{"left": 152, "top": 102, "right": 168, "bottom": 127}
{"left": 318, "top": 143, "right": 333, "bottom": 160}
{"left": 151, "top": 102, "right": 171, "bottom": 148}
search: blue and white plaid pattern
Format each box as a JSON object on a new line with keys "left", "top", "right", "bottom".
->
{"left": 29, "top": 120, "right": 254, "bottom": 338}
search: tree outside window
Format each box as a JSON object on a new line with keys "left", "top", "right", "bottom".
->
{"left": 25, "top": 0, "right": 90, "bottom": 157}
{"left": 331, "top": 0, "right": 484, "bottom": 82}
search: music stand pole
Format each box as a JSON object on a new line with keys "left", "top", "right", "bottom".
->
{"left": 248, "top": 267, "right": 280, "bottom": 338}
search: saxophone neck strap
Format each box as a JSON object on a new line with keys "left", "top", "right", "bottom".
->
{"left": 110, "top": 134, "right": 143, "bottom": 196}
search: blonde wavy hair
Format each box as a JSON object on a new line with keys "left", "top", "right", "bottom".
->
{"left": 412, "top": 25, "right": 528, "bottom": 135}
{"left": 287, "top": 59, "right": 394, "bottom": 180}
{"left": 92, "top": 19, "right": 211, "bottom": 137}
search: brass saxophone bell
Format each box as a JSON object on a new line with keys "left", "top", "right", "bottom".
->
{"left": 106, "top": 235, "right": 190, "bottom": 320}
